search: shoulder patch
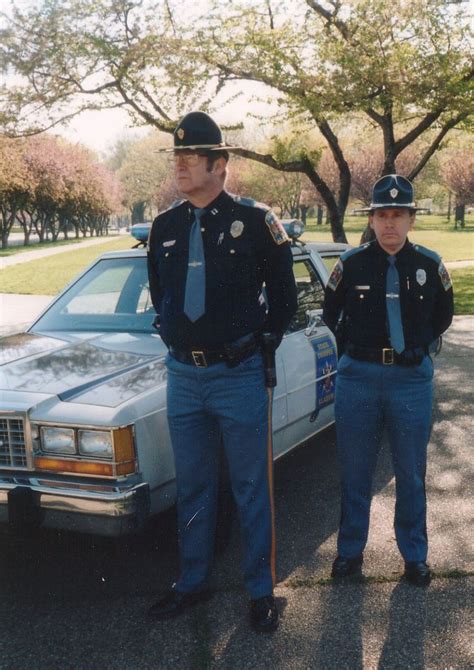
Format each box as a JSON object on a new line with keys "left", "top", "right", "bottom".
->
{"left": 438, "top": 260, "right": 452, "bottom": 291}
{"left": 327, "top": 258, "right": 343, "bottom": 291}
{"left": 412, "top": 244, "right": 441, "bottom": 264}
{"left": 264, "top": 210, "right": 289, "bottom": 245}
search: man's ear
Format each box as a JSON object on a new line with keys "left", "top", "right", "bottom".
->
{"left": 369, "top": 215, "right": 374, "bottom": 229}
{"left": 213, "top": 156, "right": 227, "bottom": 175}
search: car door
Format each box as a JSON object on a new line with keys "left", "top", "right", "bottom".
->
{"left": 276, "top": 252, "right": 337, "bottom": 456}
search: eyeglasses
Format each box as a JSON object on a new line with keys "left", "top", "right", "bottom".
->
{"left": 172, "top": 152, "right": 207, "bottom": 167}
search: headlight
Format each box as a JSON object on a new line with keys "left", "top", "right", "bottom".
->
{"left": 41, "top": 427, "right": 75, "bottom": 454}
{"left": 78, "top": 430, "right": 113, "bottom": 459}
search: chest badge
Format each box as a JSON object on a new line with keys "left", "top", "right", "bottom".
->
{"left": 416, "top": 269, "right": 427, "bottom": 286}
{"left": 230, "top": 220, "right": 244, "bottom": 238}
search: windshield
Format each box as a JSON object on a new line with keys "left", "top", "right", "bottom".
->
{"left": 32, "top": 256, "right": 157, "bottom": 334}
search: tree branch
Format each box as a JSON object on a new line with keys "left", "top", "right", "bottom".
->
{"left": 408, "top": 112, "right": 469, "bottom": 181}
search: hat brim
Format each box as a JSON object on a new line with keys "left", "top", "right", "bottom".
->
{"left": 156, "top": 143, "right": 242, "bottom": 153}
{"left": 359, "top": 203, "right": 420, "bottom": 213}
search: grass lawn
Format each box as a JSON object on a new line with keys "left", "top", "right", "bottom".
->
{"left": 451, "top": 268, "right": 474, "bottom": 316}
{"left": 0, "top": 236, "right": 133, "bottom": 295}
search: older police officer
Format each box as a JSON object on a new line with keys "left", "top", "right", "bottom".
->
{"left": 323, "top": 175, "right": 454, "bottom": 586}
{"left": 146, "top": 112, "right": 297, "bottom": 631}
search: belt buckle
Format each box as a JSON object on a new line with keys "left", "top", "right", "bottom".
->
{"left": 383, "top": 348, "right": 394, "bottom": 365}
{"left": 191, "top": 351, "right": 207, "bottom": 367}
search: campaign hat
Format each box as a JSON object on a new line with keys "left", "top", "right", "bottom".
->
{"left": 367, "top": 174, "right": 419, "bottom": 211}
{"left": 159, "top": 111, "right": 240, "bottom": 152}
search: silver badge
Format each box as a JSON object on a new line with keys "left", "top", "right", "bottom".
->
{"left": 416, "top": 269, "right": 427, "bottom": 286}
{"left": 230, "top": 220, "right": 244, "bottom": 238}
{"left": 390, "top": 188, "right": 398, "bottom": 199}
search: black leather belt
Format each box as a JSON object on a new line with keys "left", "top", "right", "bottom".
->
{"left": 346, "top": 344, "right": 428, "bottom": 367}
{"left": 169, "top": 333, "right": 259, "bottom": 368}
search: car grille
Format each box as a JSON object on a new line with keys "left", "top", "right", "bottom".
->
{"left": 0, "top": 416, "right": 27, "bottom": 468}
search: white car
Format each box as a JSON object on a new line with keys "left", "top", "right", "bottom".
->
{"left": 0, "top": 230, "right": 350, "bottom": 537}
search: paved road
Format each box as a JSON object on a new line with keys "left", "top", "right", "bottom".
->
{"left": 0, "top": 317, "right": 472, "bottom": 668}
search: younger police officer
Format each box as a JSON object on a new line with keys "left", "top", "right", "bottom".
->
{"left": 147, "top": 112, "right": 297, "bottom": 631}
{"left": 323, "top": 175, "right": 454, "bottom": 586}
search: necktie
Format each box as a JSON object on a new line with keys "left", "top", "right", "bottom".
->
{"left": 184, "top": 208, "right": 206, "bottom": 322}
{"left": 386, "top": 255, "right": 405, "bottom": 353}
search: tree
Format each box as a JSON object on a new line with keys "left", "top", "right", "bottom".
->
{"left": 113, "top": 132, "right": 177, "bottom": 222}
{"left": 0, "top": 134, "right": 122, "bottom": 246}
{"left": 0, "top": 136, "right": 30, "bottom": 247}
{"left": 439, "top": 148, "right": 474, "bottom": 228}
{"left": 1, "top": 0, "right": 472, "bottom": 241}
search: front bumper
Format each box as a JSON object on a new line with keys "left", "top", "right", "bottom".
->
{"left": 0, "top": 476, "right": 150, "bottom": 537}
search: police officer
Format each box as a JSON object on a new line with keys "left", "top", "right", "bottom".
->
{"left": 323, "top": 175, "right": 454, "bottom": 586}
{"left": 146, "top": 111, "right": 297, "bottom": 631}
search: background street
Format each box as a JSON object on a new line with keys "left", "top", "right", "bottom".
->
{"left": 0, "top": 311, "right": 472, "bottom": 669}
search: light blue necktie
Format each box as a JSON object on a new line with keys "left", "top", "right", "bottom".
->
{"left": 386, "top": 255, "right": 405, "bottom": 353}
{"left": 184, "top": 208, "right": 206, "bottom": 322}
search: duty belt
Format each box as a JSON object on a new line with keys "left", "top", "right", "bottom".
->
{"left": 346, "top": 344, "right": 428, "bottom": 367}
{"left": 169, "top": 333, "right": 259, "bottom": 368}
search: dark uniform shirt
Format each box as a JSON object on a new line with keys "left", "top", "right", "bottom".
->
{"left": 147, "top": 190, "right": 297, "bottom": 349}
{"left": 323, "top": 239, "right": 454, "bottom": 350}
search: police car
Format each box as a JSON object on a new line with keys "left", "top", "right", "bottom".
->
{"left": 0, "top": 222, "right": 349, "bottom": 537}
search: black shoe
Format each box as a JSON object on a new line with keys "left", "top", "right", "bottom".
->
{"left": 331, "top": 554, "right": 364, "bottom": 579}
{"left": 148, "top": 587, "right": 211, "bottom": 620}
{"left": 250, "top": 595, "right": 279, "bottom": 633}
{"left": 404, "top": 561, "right": 431, "bottom": 587}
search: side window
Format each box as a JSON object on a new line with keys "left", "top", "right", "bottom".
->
{"left": 287, "top": 258, "right": 325, "bottom": 334}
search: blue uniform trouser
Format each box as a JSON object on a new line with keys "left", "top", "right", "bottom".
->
{"left": 165, "top": 352, "right": 275, "bottom": 599}
{"left": 335, "top": 353, "right": 434, "bottom": 562}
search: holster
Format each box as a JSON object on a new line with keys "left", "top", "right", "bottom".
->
{"left": 224, "top": 333, "right": 258, "bottom": 368}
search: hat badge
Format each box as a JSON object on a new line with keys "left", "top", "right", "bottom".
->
{"left": 390, "top": 188, "right": 398, "bottom": 199}
{"left": 177, "top": 128, "right": 185, "bottom": 140}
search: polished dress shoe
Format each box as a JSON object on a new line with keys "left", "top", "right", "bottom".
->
{"left": 250, "top": 595, "right": 279, "bottom": 633}
{"left": 331, "top": 554, "right": 364, "bottom": 579}
{"left": 404, "top": 561, "right": 432, "bottom": 587}
{"left": 148, "top": 587, "right": 211, "bottom": 620}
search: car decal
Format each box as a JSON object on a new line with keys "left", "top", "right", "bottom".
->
{"left": 309, "top": 334, "right": 337, "bottom": 422}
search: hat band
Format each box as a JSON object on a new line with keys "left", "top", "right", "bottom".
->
{"left": 370, "top": 202, "right": 416, "bottom": 209}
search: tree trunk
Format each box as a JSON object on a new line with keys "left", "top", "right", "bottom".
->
{"left": 132, "top": 202, "right": 146, "bottom": 223}
{"left": 317, "top": 206, "right": 323, "bottom": 225}
{"left": 454, "top": 203, "right": 465, "bottom": 229}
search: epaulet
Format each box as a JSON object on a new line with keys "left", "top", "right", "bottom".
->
{"left": 229, "top": 193, "right": 270, "bottom": 212}
{"left": 411, "top": 243, "right": 441, "bottom": 263}
{"left": 340, "top": 242, "right": 371, "bottom": 262}
{"left": 156, "top": 199, "right": 186, "bottom": 218}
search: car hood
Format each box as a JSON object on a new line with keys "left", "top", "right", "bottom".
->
{"left": 0, "top": 332, "right": 167, "bottom": 407}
